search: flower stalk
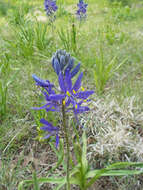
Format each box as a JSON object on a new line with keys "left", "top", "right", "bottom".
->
{"left": 62, "top": 100, "right": 70, "bottom": 190}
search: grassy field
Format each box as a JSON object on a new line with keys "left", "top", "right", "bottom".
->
{"left": 0, "top": 0, "right": 143, "bottom": 189}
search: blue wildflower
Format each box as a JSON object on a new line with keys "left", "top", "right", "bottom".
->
{"left": 40, "top": 118, "right": 59, "bottom": 148}
{"left": 32, "top": 74, "right": 60, "bottom": 112}
{"left": 76, "top": 0, "right": 88, "bottom": 20}
{"left": 49, "top": 69, "right": 94, "bottom": 111}
{"left": 32, "top": 70, "right": 94, "bottom": 114}
{"left": 32, "top": 50, "right": 94, "bottom": 148}
{"left": 44, "top": 0, "right": 58, "bottom": 22}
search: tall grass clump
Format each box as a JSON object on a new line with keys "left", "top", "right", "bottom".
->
{"left": 58, "top": 20, "right": 77, "bottom": 54}
{"left": 0, "top": 54, "right": 18, "bottom": 120}
{"left": 14, "top": 21, "right": 35, "bottom": 58}
{"left": 94, "top": 46, "right": 126, "bottom": 94}
{"left": 7, "top": 0, "right": 32, "bottom": 25}
{"left": 34, "top": 21, "right": 49, "bottom": 51}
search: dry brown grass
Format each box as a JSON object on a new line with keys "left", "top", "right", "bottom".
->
{"left": 83, "top": 96, "right": 143, "bottom": 162}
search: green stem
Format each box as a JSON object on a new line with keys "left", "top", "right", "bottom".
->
{"left": 62, "top": 101, "right": 70, "bottom": 190}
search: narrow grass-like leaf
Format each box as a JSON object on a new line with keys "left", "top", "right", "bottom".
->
{"left": 107, "top": 162, "right": 143, "bottom": 169}
{"left": 86, "top": 169, "right": 143, "bottom": 178}
{"left": 49, "top": 139, "right": 65, "bottom": 173}
{"left": 18, "top": 176, "right": 66, "bottom": 189}
{"left": 81, "top": 131, "right": 88, "bottom": 174}
{"left": 33, "top": 171, "right": 40, "bottom": 190}
{"left": 86, "top": 162, "right": 143, "bottom": 188}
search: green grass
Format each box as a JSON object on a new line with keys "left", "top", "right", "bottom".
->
{"left": 0, "top": 0, "right": 143, "bottom": 189}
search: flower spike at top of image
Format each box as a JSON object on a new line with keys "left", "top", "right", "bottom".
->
{"left": 44, "top": 0, "right": 58, "bottom": 23}
{"left": 76, "top": 0, "right": 88, "bottom": 20}
{"left": 44, "top": 0, "right": 58, "bottom": 16}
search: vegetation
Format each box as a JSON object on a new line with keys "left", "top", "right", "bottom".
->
{"left": 0, "top": 0, "right": 143, "bottom": 189}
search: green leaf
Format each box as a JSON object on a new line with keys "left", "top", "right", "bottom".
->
{"left": 33, "top": 171, "right": 40, "bottom": 190}
{"left": 18, "top": 181, "right": 24, "bottom": 190}
{"left": 107, "top": 162, "right": 143, "bottom": 169}
{"left": 73, "top": 142, "right": 82, "bottom": 163}
{"left": 85, "top": 168, "right": 109, "bottom": 189}
{"left": 85, "top": 162, "right": 143, "bottom": 189}
{"left": 49, "top": 139, "right": 65, "bottom": 173}
{"left": 81, "top": 131, "right": 88, "bottom": 174}
{"left": 18, "top": 177, "right": 66, "bottom": 187}
{"left": 86, "top": 169, "right": 143, "bottom": 178}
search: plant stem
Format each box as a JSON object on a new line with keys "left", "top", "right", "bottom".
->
{"left": 62, "top": 101, "right": 70, "bottom": 190}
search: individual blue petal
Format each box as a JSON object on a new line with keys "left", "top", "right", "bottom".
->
{"left": 72, "top": 72, "right": 83, "bottom": 92}
{"left": 49, "top": 94, "right": 65, "bottom": 100}
{"left": 71, "top": 63, "right": 80, "bottom": 78}
{"left": 40, "top": 125, "right": 59, "bottom": 132}
{"left": 76, "top": 90, "right": 94, "bottom": 99}
{"left": 32, "top": 103, "right": 50, "bottom": 110}
{"left": 40, "top": 118, "right": 53, "bottom": 127}
{"left": 32, "top": 74, "right": 49, "bottom": 87}
{"left": 42, "top": 134, "right": 52, "bottom": 139}
{"left": 74, "top": 106, "right": 90, "bottom": 114}
{"left": 65, "top": 58, "right": 74, "bottom": 71}
{"left": 58, "top": 72, "right": 66, "bottom": 92}
{"left": 60, "top": 55, "right": 65, "bottom": 70}
{"left": 65, "top": 68, "right": 72, "bottom": 91}
{"left": 53, "top": 58, "right": 61, "bottom": 75}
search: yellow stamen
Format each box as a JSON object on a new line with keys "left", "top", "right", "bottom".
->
{"left": 75, "top": 104, "right": 78, "bottom": 109}
{"left": 63, "top": 100, "right": 66, "bottom": 105}
{"left": 81, "top": 86, "right": 85, "bottom": 91}
{"left": 66, "top": 91, "right": 71, "bottom": 96}
{"left": 83, "top": 99, "right": 87, "bottom": 102}
{"left": 73, "top": 89, "right": 76, "bottom": 94}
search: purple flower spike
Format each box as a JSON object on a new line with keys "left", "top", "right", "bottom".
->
{"left": 40, "top": 118, "right": 59, "bottom": 148}
{"left": 44, "top": 0, "right": 58, "bottom": 16}
{"left": 76, "top": 0, "right": 88, "bottom": 20}
{"left": 32, "top": 50, "right": 94, "bottom": 148}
